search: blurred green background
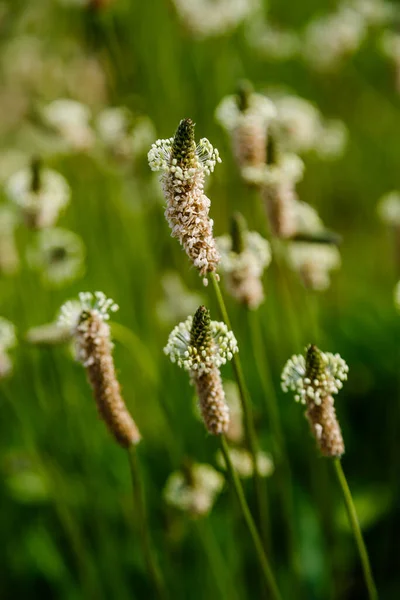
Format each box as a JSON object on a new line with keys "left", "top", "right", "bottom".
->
{"left": 1, "top": 0, "right": 400, "bottom": 598}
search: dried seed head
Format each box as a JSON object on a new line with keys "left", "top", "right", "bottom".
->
{"left": 195, "top": 367, "right": 230, "bottom": 435}
{"left": 59, "top": 292, "right": 141, "bottom": 448}
{"left": 217, "top": 216, "right": 271, "bottom": 309}
{"left": 163, "top": 462, "right": 224, "bottom": 517}
{"left": 148, "top": 119, "right": 221, "bottom": 283}
{"left": 281, "top": 345, "right": 348, "bottom": 457}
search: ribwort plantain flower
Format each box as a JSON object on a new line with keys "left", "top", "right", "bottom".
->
{"left": 5, "top": 160, "right": 70, "bottom": 229}
{"left": 287, "top": 241, "right": 341, "bottom": 291}
{"left": 26, "top": 302, "right": 81, "bottom": 346}
{"left": 27, "top": 228, "right": 85, "bottom": 288}
{"left": 148, "top": 118, "right": 221, "bottom": 284}
{"left": 216, "top": 213, "right": 271, "bottom": 309}
{"left": 59, "top": 292, "right": 141, "bottom": 448}
{"left": 0, "top": 317, "right": 17, "bottom": 379}
{"left": 281, "top": 344, "right": 348, "bottom": 457}
{"left": 156, "top": 271, "right": 204, "bottom": 326}
{"left": 165, "top": 306, "right": 238, "bottom": 435}
{"left": 215, "top": 82, "right": 276, "bottom": 175}
{"left": 163, "top": 462, "right": 224, "bottom": 517}
{"left": 41, "top": 99, "right": 95, "bottom": 151}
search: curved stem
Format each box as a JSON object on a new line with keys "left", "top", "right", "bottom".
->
{"left": 220, "top": 436, "right": 282, "bottom": 600}
{"left": 333, "top": 458, "right": 378, "bottom": 600}
{"left": 128, "top": 446, "right": 168, "bottom": 600}
{"left": 210, "top": 273, "right": 266, "bottom": 545}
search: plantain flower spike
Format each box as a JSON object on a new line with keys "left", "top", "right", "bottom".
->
{"left": 281, "top": 344, "right": 348, "bottom": 457}
{"left": 148, "top": 118, "right": 221, "bottom": 285}
{"left": 59, "top": 292, "right": 141, "bottom": 448}
{"left": 216, "top": 212, "right": 271, "bottom": 309}
{"left": 164, "top": 305, "right": 238, "bottom": 435}
{"left": 215, "top": 80, "right": 276, "bottom": 176}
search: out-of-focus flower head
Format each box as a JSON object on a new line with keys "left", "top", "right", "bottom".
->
{"left": 170, "top": 0, "right": 260, "bottom": 39}
{"left": 0, "top": 317, "right": 17, "bottom": 379}
{"left": 156, "top": 271, "right": 204, "bottom": 326}
{"left": 96, "top": 107, "right": 156, "bottom": 162}
{"left": 163, "top": 461, "right": 224, "bottom": 517}
{"left": 27, "top": 228, "right": 85, "bottom": 288}
{"left": 287, "top": 241, "right": 341, "bottom": 291}
{"left": 245, "top": 12, "right": 300, "bottom": 61}
{"left": 41, "top": 99, "right": 95, "bottom": 151}
{"left": 5, "top": 160, "right": 70, "bottom": 229}
{"left": 377, "top": 191, "right": 400, "bottom": 226}
{"left": 217, "top": 213, "right": 271, "bottom": 309}
{"left": 216, "top": 447, "right": 274, "bottom": 478}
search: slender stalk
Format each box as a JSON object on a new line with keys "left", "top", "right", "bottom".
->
{"left": 127, "top": 446, "right": 168, "bottom": 600}
{"left": 220, "top": 435, "right": 282, "bottom": 600}
{"left": 210, "top": 273, "right": 266, "bottom": 543}
{"left": 333, "top": 458, "right": 378, "bottom": 600}
{"left": 247, "top": 309, "right": 301, "bottom": 580}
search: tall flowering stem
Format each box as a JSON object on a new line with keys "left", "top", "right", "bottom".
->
{"left": 282, "top": 344, "right": 378, "bottom": 599}
{"left": 210, "top": 272, "right": 267, "bottom": 546}
{"left": 333, "top": 459, "right": 378, "bottom": 600}
{"left": 219, "top": 435, "right": 282, "bottom": 600}
{"left": 59, "top": 292, "right": 166, "bottom": 598}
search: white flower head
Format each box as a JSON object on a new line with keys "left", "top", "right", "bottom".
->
{"left": 5, "top": 165, "right": 70, "bottom": 228}
{"left": 377, "top": 191, "right": 400, "bottom": 226}
{"left": 163, "top": 462, "right": 224, "bottom": 517}
{"left": 217, "top": 230, "right": 271, "bottom": 279}
{"left": 287, "top": 241, "right": 341, "bottom": 291}
{"left": 281, "top": 345, "right": 349, "bottom": 405}
{"left": 164, "top": 306, "right": 238, "bottom": 375}
{"left": 0, "top": 318, "right": 17, "bottom": 352}
{"left": 216, "top": 447, "right": 274, "bottom": 478}
{"left": 41, "top": 98, "right": 94, "bottom": 151}
{"left": 27, "top": 228, "right": 85, "bottom": 287}
{"left": 59, "top": 291, "right": 119, "bottom": 331}
{"left": 215, "top": 91, "right": 276, "bottom": 133}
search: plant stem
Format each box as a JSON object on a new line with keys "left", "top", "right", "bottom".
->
{"left": 210, "top": 273, "right": 266, "bottom": 544}
{"left": 247, "top": 309, "right": 301, "bottom": 580}
{"left": 220, "top": 435, "right": 282, "bottom": 600}
{"left": 128, "top": 446, "right": 168, "bottom": 600}
{"left": 333, "top": 458, "right": 378, "bottom": 600}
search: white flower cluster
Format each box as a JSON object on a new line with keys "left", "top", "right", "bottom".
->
{"left": 42, "top": 98, "right": 95, "bottom": 151}
{"left": 148, "top": 125, "right": 221, "bottom": 281}
{"left": 164, "top": 315, "right": 238, "bottom": 375}
{"left": 171, "top": 0, "right": 260, "bottom": 39}
{"left": 217, "top": 231, "right": 271, "bottom": 278}
{"left": 273, "top": 94, "right": 348, "bottom": 159}
{"left": 287, "top": 242, "right": 341, "bottom": 291}
{"left": 5, "top": 168, "right": 70, "bottom": 228}
{"left": 156, "top": 272, "right": 204, "bottom": 325}
{"left": 216, "top": 447, "right": 274, "bottom": 478}
{"left": 27, "top": 228, "right": 85, "bottom": 288}
{"left": 215, "top": 93, "right": 276, "bottom": 134}
{"left": 377, "top": 191, "right": 400, "bottom": 226}
{"left": 96, "top": 107, "right": 156, "bottom": 161}
{"left": 163, "top": 463, "right": 224, "bottom": 516}
{"left": 59, "top": 291, "right": 119, "bottom": 330}
{"left": 245, "top": 18, "right": 300, "bottom": 61}
{"left": 281, "top": 351, "right": 349, "bottom": 405}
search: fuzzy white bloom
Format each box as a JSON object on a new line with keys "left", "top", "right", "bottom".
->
{"left": 27, "top": 228, "right": 85, "bottom": 288}
{"left": 217, "top": 447, "right": 274, "bottom": 478}
{"left": 287, "top": 242, "right": 341, "bottom": 291}
{"left": 59, "top": 291, "right": 119, "bottom": 332}
{"left": 302, "top": 6, "right": 367, "bottom": 72}
{"left": 0, "top": 318, "right": 17, "bottom": 352}
{"left": 245, "top": 16, "right": 300, "bottom": 61}
{"left": 215, "top": 93, "right": 276, "bottom": 135}
{"left": 293, "top": 201, "right": 324, "bottom": 235}
{"left": 164, "top": 315, "right": 238, "bottom": 375}
{"left": 394, "top": 281, "right": 400, "bottom": 310}
{"left": 377, "top": 191, "right": 400, "bottom": 225}
{"left": 315, "top": 120, "right": 348, "bottom": 160}
{"left": 163, "top": 463, "right": 224, "bottom": 516}
{"left": 281, "top": 350, "right": 348, "bottom": 405}
{"left": 42, "top": 99, "right": 95, "bottom": 150}
{"left": 149, "top": 119, "right": 221, "bottom": 281}
{"left": 348, "top": 0, "right": 397, "bottom": 26}
{"left": 171, "top": 0, "right": 260, "bottom": 39}
{"left": 96, "top": 108, "right": 156, "bottom": 160}
{"left": 380, "top": 30, "right": 400, "bottom": 61}
{"left": 156, "top": 272, "right": 204, "bottom": 325}
{"left": 244, "top": 153, "right": 304, "bottom": 188}
{"left": 5, "top": 167, "right": 70, "bottom": 229}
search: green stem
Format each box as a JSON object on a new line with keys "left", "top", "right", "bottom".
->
{"left": 333, "top": 458, "right": 378, "bottom": 600}
{"left": 209, "top": 273, "right": 266, "bottom": 545}
{"left": 220, "top": 436, "right": 282, "bottom": 600}
{"left": 128, "top": 446, "right": 168, "bottom": 600}
{"left": 247, "top": 309, "right": 301, "bottom": 580}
